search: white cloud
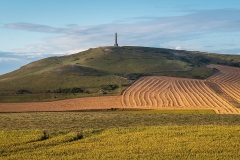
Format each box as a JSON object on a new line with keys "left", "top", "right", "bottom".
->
{"left": 175, "top": 46, "right": 182, "bottom": 50}
{"left": 3, "top": 9, "right": 240, "bottom": 55}
{"left": 4, "top": 22, "right": 64, "bottom": 33}
{"left": 2, "top": 9, "right": 240, "bottom": 75}
{"left": 0, "top": 57, "right": 20, "bottom": 62}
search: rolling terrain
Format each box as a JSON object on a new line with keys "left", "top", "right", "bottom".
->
{"left": 1, "top": 47, "right": 240, "bottom": 159}
{"left": 0, "top": 46, "right": 240, "bottom": 114}
{"left": 1, "top": 46, "right": 240, "bottom": 102}
{"left": 0, "top": 64, "right": 240, "bottom": 114}
{"left": 0, "top": 46, "right": 194, "bottom": 102}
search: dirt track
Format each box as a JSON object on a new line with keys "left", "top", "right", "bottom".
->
{"left": 0, "top": 64, "right": 240, "bottom": 114}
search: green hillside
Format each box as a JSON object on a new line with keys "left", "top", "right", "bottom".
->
{"left": 0, "top": 46, "right": 240, "bottom": 102}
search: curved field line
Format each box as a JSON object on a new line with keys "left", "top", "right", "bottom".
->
{"left": 144, "top": 78, "right": 160, "bottom": 107}
{"left": 178, "top": 81, "right": 199, "bottom": 106}
{"left": 132, "top": 79, "right": 153, "bottom": 106}
{"left": 138, "top": 79, "right": 157, "bottom": 107}
{"left": 134, "top": 78, "right": 153, "bottom": 106}
{"left": 168, "top": 86, "right": 179, "bottom": 106}
{"left": 175, "top": 81, "right": 194, "bottom": 106}
{"left": 202, "top": 86, "right": 231, "bottom": 114}
{"left": 174, "top": 80, "right": 191, "bottom": 107}
{"left": 121, "top": 77, "right": 148, "bottom": 107}
{"left": 221, "top": 85, "right": 240, "bottom": 103}
{"left": 172, "top": 82, "right": 187, "bottom": 107}
{"left": 202, "top": 81, "right": 238, "bottom": 114}
{"left": 121, "top": 65, "right": 240, "bottom": 114}
{"left": 149, "top": 79, "right": 166, "bottom": 107}
{"left": 121, "top": 77, "right": 150, "bottom": 106}
{"left": 161, "top": 87, "right": 171, "bottom": 107}
{"left": 160, "top": 80, "right": 173, "bottom": 107}
{"left": 208, "top": 64, "right": 240, "bottom": 104}
{"left": 196, "top": 81, "right": 237, "bottom": 114}
{"left": 142, "top": 78, "right": 158, "bottom": 107}
{"left": 154, "top": 80, "right": 169, "bottom": 107}
{"left": 149, "top": 80, "right": 165, "bottom": 107}
{"left": 187, "top": 80, "right": 208, "bottom": 107}
{"left": 193, "top": 81, "right": 216, "bottom": 108}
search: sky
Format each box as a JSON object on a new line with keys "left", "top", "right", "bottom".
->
{"left": 1, "top": 0, "right": 240, "bottom": 75}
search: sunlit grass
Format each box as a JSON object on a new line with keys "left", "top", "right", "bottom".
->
{"left": 1, "top": 112, "right": 240, "bottom": 159}
{"left": 1, "top": 126, "right": 240, "bottom": 159}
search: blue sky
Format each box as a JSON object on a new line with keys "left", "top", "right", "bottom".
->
{"left": 1, "top": 0, "right": 240, "bottom": 75}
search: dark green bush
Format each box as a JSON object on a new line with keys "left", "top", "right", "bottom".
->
{"left": 41, "top": 130, "right": 50, "bottom": 140}
{"left": 71, "top": 87, "right": 84, "bottom": 93}
{"left": 76, "top": 132, "right": 84, "bottom": 140}
{"left": 16, "top": 90, "right": 32, "bottom": 94}
{"left": 54, "top": 87, "right": 85, "bottom": 93}
{"left": 101, "top": 84, "right": 119, "bottom": 91}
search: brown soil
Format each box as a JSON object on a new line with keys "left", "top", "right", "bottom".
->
{"left": 121, "top": 76, "right": 239, "bottom": 114}
{"left": 0, "top": 96, "right": 122, "bottom": 112}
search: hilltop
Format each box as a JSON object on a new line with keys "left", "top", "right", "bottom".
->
{"left": 0, "top": 46, "right": 240, "bottom": 102}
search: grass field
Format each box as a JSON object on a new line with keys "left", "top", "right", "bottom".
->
{"left": 1, "top": 126, "right": 240, "bottom": 159}
{"left": 2, "top": 111, "right": 240, "bottom": 131}
{"left": 1, "top": 112, "right": 240, "bottom": 159}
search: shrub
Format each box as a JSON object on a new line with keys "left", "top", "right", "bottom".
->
{"left": 76, "top": 132, "right": 84, "bottom": 140}
{"left": 125, "top": 73, "right": 149, "bottom": 80}
{"left": 16, "top": 89, "right": 32, "bottom": 94}
{"left": 54, "top": 87, "right": 85, "bottom": 93}
{"left": 71, "top": 87, "right": 84, "bottom": 93}
{"left": 101, "top": 84, "right": 119, "bottom": 91}
{"left": 41, "top": 130, "right": 50, "bottom": 140}
{"left": 71, "top": 132, "right": 84, "bottom": 141}
{"left": 85, "top": 90, "right": 90, "bottom": 94}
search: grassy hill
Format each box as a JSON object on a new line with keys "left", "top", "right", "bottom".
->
{"left": 0, "top": 46, "right": 240, "bottom": 102}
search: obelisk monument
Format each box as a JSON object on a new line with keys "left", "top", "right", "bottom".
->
{"left": 114, "top": 32, "right": 118, "bottom": 47}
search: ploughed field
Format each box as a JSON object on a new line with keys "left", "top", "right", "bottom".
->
{"left": 122, "top": 64, "right": 240, "bottom": 114}
{"left": 207, "top": 64, "right": 240, "bottom": 103}
{"left": 0, "top": 64, "right": 240, "bottom": 114}
{"left": 122, "top": 76, "right": 238, "bottom": 114}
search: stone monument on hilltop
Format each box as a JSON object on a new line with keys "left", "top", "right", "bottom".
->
{"left": 114, "top": 32, "right": 118, "bottom": 47}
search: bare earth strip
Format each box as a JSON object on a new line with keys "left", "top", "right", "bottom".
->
{"left": 0, "top": 64, "right": 240, "bottom": 114}
{"left": 0, "top": 96, "right": 123, "bottom": 112}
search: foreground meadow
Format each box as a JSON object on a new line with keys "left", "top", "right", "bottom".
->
{"left": 0, "top": 111, "right": 240, "bottom": 159}
{"left": 1, "top": 126, "right": 240, "bottom": 159}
